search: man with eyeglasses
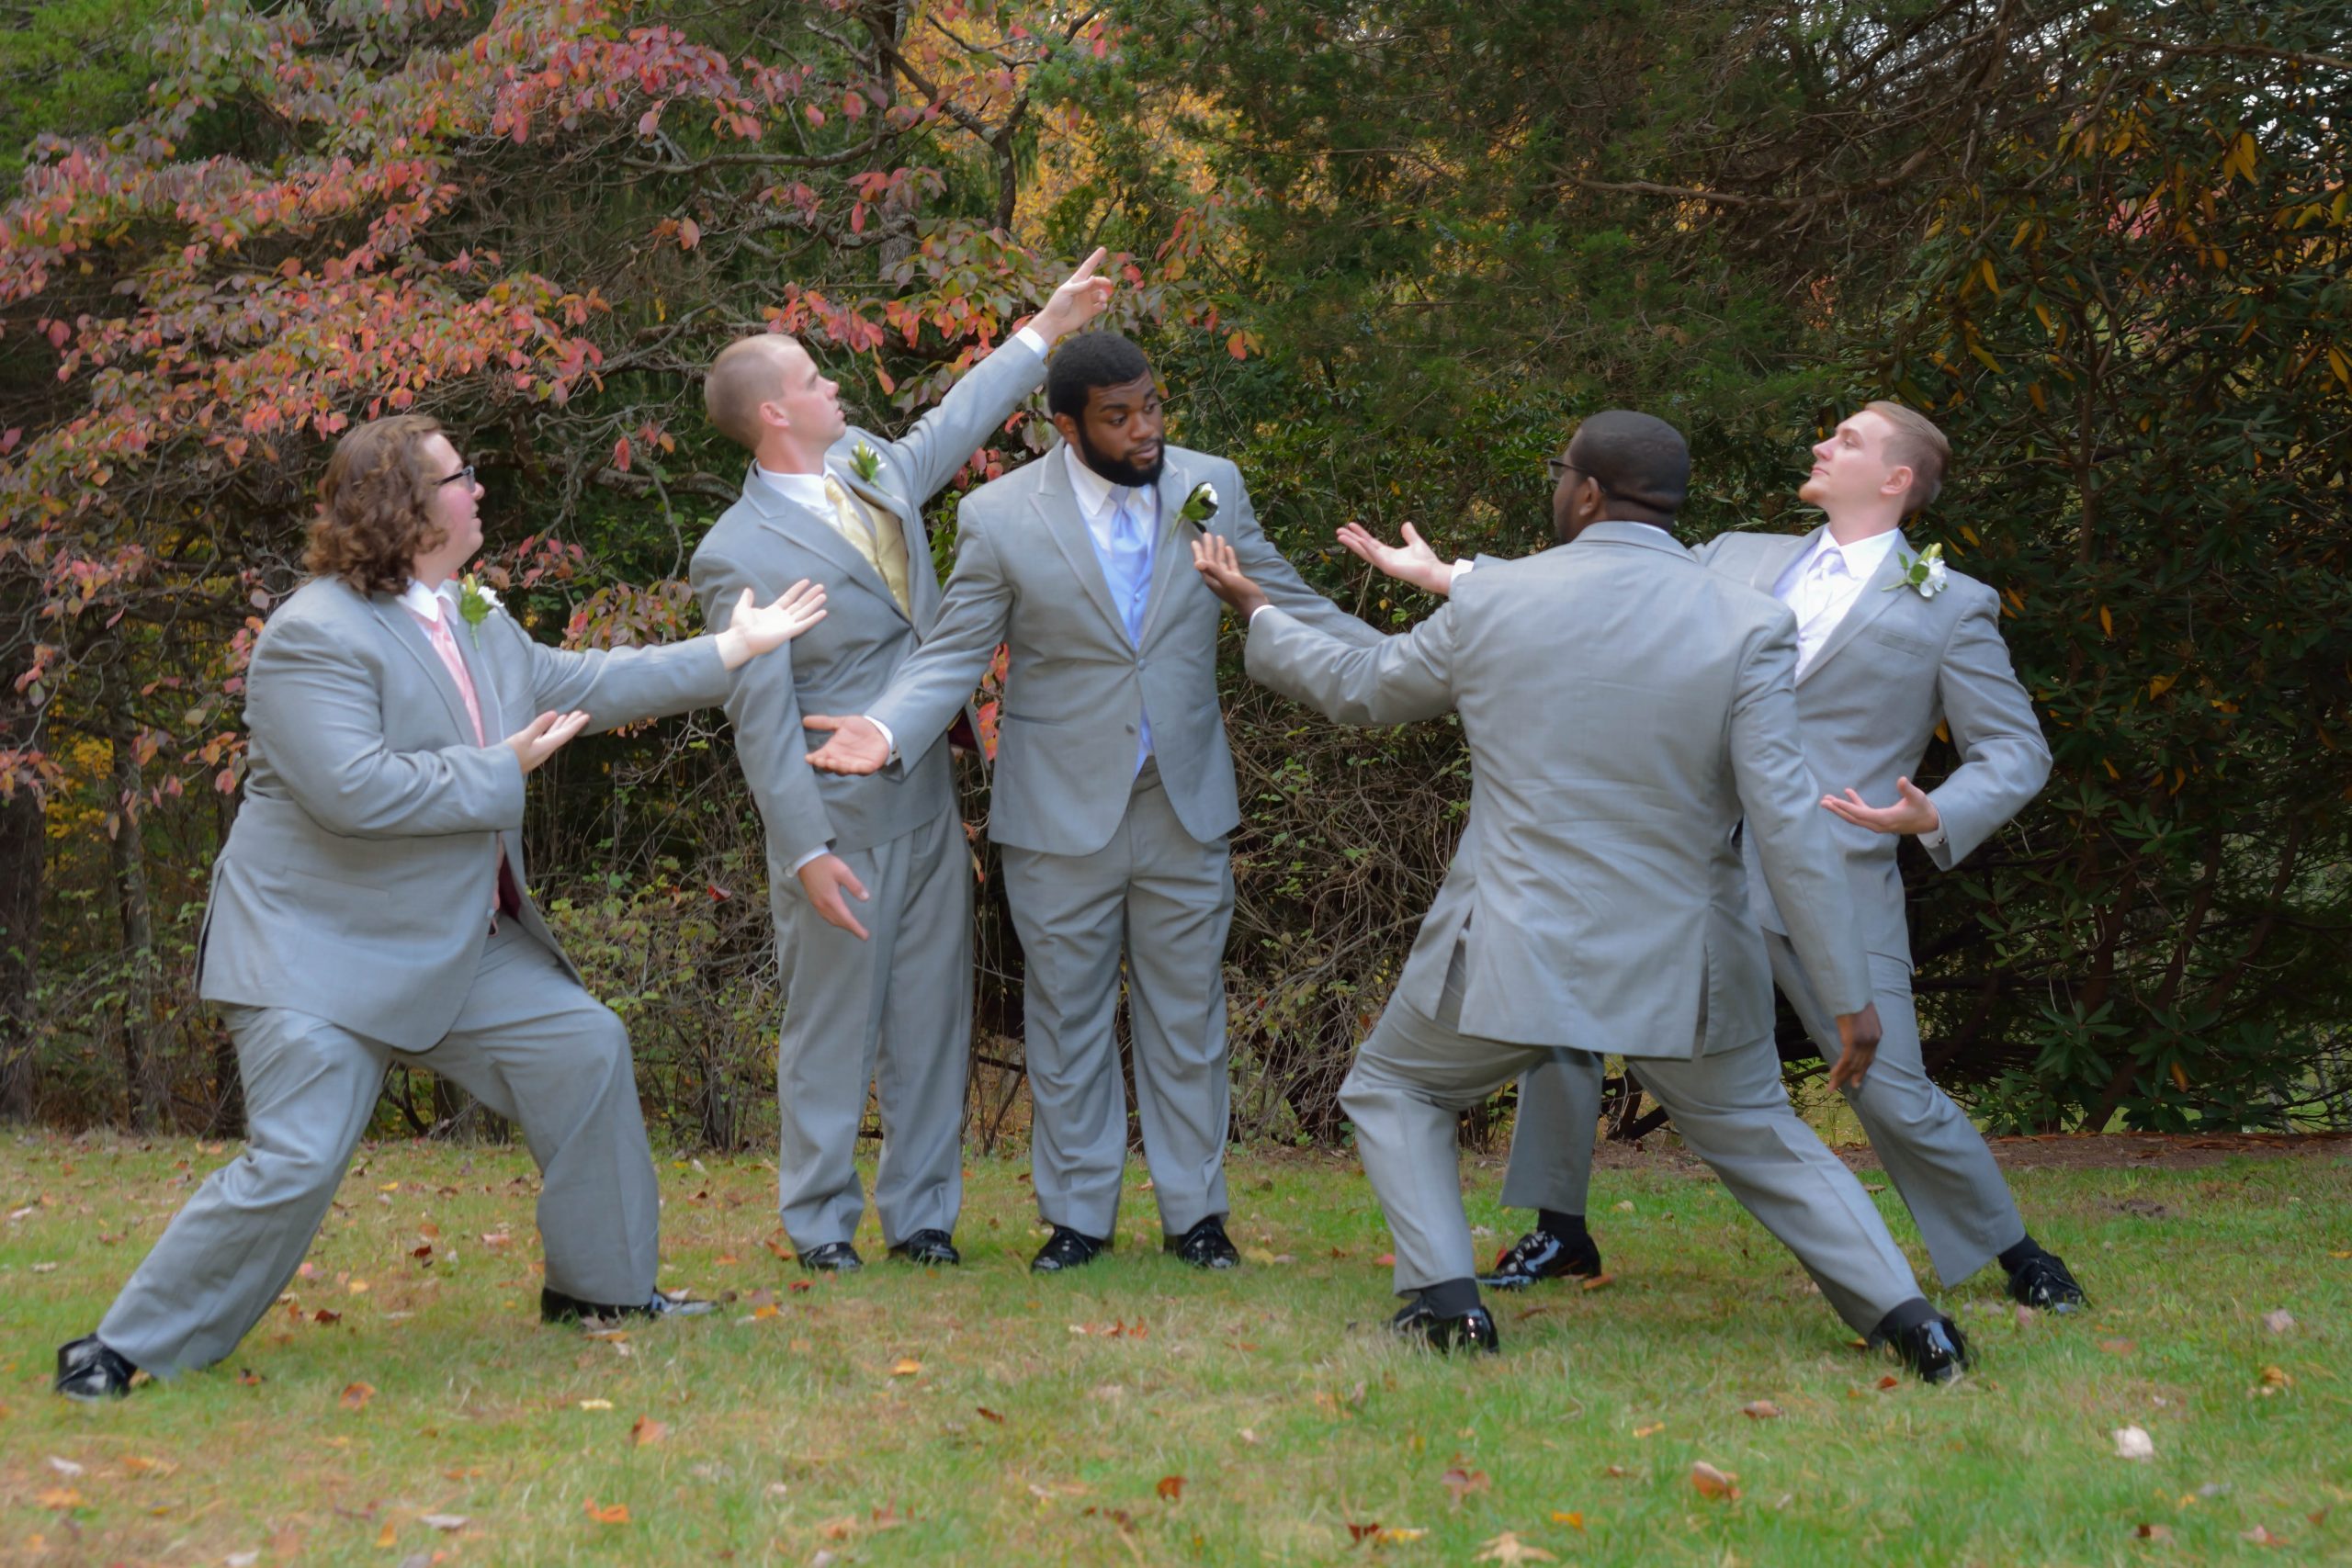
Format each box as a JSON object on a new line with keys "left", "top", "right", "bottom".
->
{"left": 56, "top": 413, "right": 829, "bottom": 1399}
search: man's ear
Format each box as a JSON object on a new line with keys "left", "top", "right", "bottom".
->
{"left": 1882, "top": 463, "right": 1915, "bottom": 502}
{"left": 757, "top": 397, "right": 788, "bottom": 436}
{"left": 1048, "top": 410, "right": 1081, "bottom": 448}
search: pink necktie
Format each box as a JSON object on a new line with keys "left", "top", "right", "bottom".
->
{"left": 407, "top": 604, "right": 519, "bottom": 919}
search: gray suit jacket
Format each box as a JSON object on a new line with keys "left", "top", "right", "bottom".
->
{"left": 866, "top": 443, "right": 1380, "bottom": 856}
{"left": 1246, "top": 522, "right": 1871, "bottom": 1057}
{"left": 1701, "top": 527, "right": 2052, "bottom": 964}
{"left": 689, "top": 335, "right": 1045, "bottom": 878}
{"left": 197, "top": 576, "right": 731, "bottom": 1050}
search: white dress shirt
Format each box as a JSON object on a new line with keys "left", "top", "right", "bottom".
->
{"left": 1061, "top": 443, "right": 1159, "bottom": 558}
{"left": 1773, "top": 526, "right": 1900, "bottom": 678}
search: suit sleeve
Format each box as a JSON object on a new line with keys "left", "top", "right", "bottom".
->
{"left": 1243, "top": 601, "right": 1457, "bottom": 728}
{"left": 691, "top": 542, "right": 836, "bottom": 867}
{"left": 877, "top": 335, "right": 1047, "bottom": 509}
{"left": 503, "top": 610, "right": 731, "bottom": 731}
{"left": 866, "top": 507, "right": 1015, "bottom": 770}
{"left": 246, "top": 613, "right": 525, "bottom": 840}
{"left": 1217, "top": 463, "right": 1383, "bottom": 647}
{"left": 1923, "top": 581, "right": 2051, "bottom": 868}
{"left": 1728, "top": 606, "right": 1871, "bottom": 1015}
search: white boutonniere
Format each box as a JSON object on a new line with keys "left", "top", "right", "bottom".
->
{"left": 1168, "top": 480, "right": 1219, "bottom": 542}
{"left": 850, "top": 440, "right": 884, "bottom": 483}
{"left": 458, "top": 573, "right": 501, "bottom": 646}
{"left": 1884, "top": 541, "right": 1950, "bottom": 600}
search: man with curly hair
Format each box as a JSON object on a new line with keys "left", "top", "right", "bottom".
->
{"left": 55, "top": 414, "right": 827, "bottom": 1399}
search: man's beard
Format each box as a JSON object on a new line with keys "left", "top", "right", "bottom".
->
{"left": 1074, "top": 424, "right": 1165, "bottom": 489}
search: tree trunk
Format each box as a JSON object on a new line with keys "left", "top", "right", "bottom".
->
{"left": 0, "top": 689, "right": 41, "bottom": 1122}
{"left": 109, "top": 732, "right": 165, "bottom": 1131}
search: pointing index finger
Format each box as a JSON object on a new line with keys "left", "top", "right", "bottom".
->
{"left": 1069, "top": 245, "right": 1108, "bottom": 285}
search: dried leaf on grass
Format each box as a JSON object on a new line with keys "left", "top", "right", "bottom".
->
{"left": 339, "top": 1382, "right": 375, "bottom": 1410}
{"left": 583, "top": 1500, "right": 630, "bottom": 1525}
{"left": 890, "top": 1359, "right": 922, "bottom": 1377}
{"left": 629, "top": 1416, "right": 666, "bottom": 1447}
{"left": 1690, "top": 1461, "right": 1740, "bottom": 1500}
{"left": 1156, "top": 1475, "right": 1185, "bottom": 1501}
{"left": 1442, "top": 1467, "right": 1491, "bottom": 1506}
{"left": 1740, "top": 1401, "right": 1783, "bottom": 1420}
{"left": 2113, "top": 1426, "right": 2156, "bottom": 1461}
{"left": 420, "top": 1513, "right": 469, "bottom": 1531}
{"left": 1474, "top": 1532, "right": 1556, "bottom": 1563}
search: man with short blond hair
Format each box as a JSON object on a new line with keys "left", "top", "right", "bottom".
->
{"left": 1346, "top": 402, "right": 2082, "bottom": 1319}
{"left": 691, "top": 253, "right": 1113, "bottom": 1274}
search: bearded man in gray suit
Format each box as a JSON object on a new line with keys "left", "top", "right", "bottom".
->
{"left": 1349, "top": 403, "right": 2081, "bottom": 1314}
{"left": 689, "top": 252, "right": 1112, "bottom": 1274}
{"left": 54, "top": 416, "right": 826, "bottom": 1400}
{"left": 1194, "top": 412, "right": 1970, "bottom": 1381}
{"left": 803, "top": 332, "right": 1380, "bottom": 1273}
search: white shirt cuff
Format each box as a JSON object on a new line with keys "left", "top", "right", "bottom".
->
{"left": 1013, "top": 325, "right": 1048, "bottom": 357}
{"left": 1917, "top": 823, "right": 1948, "bottom": 851}
{"left": 1448, "top": 558, "right": 1476, "bottom": 584}
{"left": 867, "top": 714, "right": 899, "bottom": 763}
{"left": 1247, "top": 604, "right": 1276, "bottom": 626}
{"left": 787, "top": 846, "right": 830, "bottom": 874}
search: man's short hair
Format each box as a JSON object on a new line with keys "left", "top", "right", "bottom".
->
{"left": 1046, "top": 331, "right": 1152, "bottom": 422}
{"left": 306, "top": 414, "right": 449, "bottom": 595}
{"left": 1861, "top": 400, "right": 1951, "bottom": 514}
{"left": 1565, "top": 410, "right": 1689, "bottom": 517}
{"left": 706, "top": 334, "right": 792, "bottom": 450}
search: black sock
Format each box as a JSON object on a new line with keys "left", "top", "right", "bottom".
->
{"left": 1419, "top": 1277, "right": 1483, "bottom": 1317}
{"left": 1537, "top": 1209, "right": 1589, "bottom": 1241}
{"left": 1871, "top": 1296, "right": 1939, "bottom": 1342}
{"left": 1997, "top": 1234, "right": 2046, "bottom": 1273}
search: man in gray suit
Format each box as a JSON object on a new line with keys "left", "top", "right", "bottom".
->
{"left": 803, "top": 333, "right": 1380, "bottom": 1272}
{"left": 1193, "top": 412, "right": 1970, "bottom": 1380}
{"left": 689, "top": 253, "right": 1113, "bottom": 1273}
{"left": 1351, "top": 404, "right": 2082, "bottom": 1313}
{"left": 55, "top": 415, "right": 826, "bottom": 1398}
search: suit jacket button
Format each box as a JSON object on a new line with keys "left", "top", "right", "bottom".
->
{"left": 1125, "top": 724, "right": 1136, "bottom": 734}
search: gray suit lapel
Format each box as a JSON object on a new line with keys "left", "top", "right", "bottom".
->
{"left": 741, "top": 466, "right": 909, "bottom": 627}
{"left": 1798, "top": 529, "right": 1911, "bottom": 688}
{"left": 369, "top": 598, "right": 480, "bottom": 744}
{"left": 1751, "top": 526, "right": 1822, "bottom": 592}
{"left": 1029, "top": 448, "right": 1125, "bottom": 638}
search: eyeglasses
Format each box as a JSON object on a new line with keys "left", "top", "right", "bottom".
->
{"left": 437, "top": 464, "right": 477, "bottom": 489}
{"left": 1545, "top": 457, "right": 1572, "bottom": 485}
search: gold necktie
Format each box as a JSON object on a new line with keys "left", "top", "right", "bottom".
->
{"left": 823, "top": 475, "right": 911, "bottom": 615}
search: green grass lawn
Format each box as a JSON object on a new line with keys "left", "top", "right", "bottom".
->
{"left": 4, "top": 1133, "right": 2347, "bottom": 1565}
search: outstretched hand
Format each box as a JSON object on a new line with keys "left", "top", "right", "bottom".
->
{"left": 1822, "top": 776, "right": 1942, "bottom": 837}
{"left": 1033, "top": 246, "right": 1115, "bottom": 342}
{"left": 1191, "top": 534, "right": 1271, "bottom": 620}
{"left": 716, "top": 581, "right": 827, "bottom": 669}
{"left": 803, "top": 712, "right": 890, "bottom": 775}
{"left": 503, "top": 709, "right": 591, "bottom": 774}
{"left": 1336, "top": 522, "right": 1455, "bottom": 597}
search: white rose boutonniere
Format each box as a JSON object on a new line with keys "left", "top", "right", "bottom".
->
{"left": 1170, "top": 480, "right": 1219, "bottom": 542}
{"left": 1884, "top": 541, "right": 1950, "bottom": 600}
{"left": 458, "top": 573, "right": 501, "bottom": 646}
{"left": 850, "top": 440, "right": 884, "bottom": 483}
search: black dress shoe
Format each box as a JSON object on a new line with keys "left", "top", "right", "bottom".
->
{"left": 539, "top": 1287, "right": 718, "bottom": 1325}
{"left": 55, "top": 1335, "right": 138, "bottom": 1400}
{"left": 797, "top": 1241, "right": 865, "bottom": 1273}
{"left": 1030, "top": 1225, "right": 1108, "bottom": 1273}
{"left": 1390, "top": 1299, "right": 1501, "bottom": 1354}
{"left": 1165, "top": 1215, "right": 1240, "bottom": 1269}
{"left": 1885, "top": 1314, "right": 1972, "bottom": 1384}
{"left": 2007, "top": 1253, "right": 2087, "bottom": 1313}
{"left": 1476, "top": 1227, "right": 1602, "bottom": 1290}
{"left": 888, "top": 1229, "right": 961, "bottom": 1266}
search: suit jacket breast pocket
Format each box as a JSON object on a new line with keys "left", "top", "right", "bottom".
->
{"left": 1863, "top": 624, "right": 1937, "bottom": 662}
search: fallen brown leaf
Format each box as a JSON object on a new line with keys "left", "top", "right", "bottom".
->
{"left": 1550, "top": 1510, "right": 1586, "bottom": 1529}
{"left": 889, "top": 1358, "right": 922, "bottom": 1377}
{"left": 1579, "top": 1273, "right": 1616, "bottom": 1292}
{"left": 37, "top": 1488, "right": 83, "bottom": 1510}
{"left": 976, "top": 1406, "right": 1006, "bottom": 1425}
{"left": 1474, "top": 1532, "right": 1555, "bottom": 1563}
{"left": 629, "top": 1416, "right": 667, "bottom": 1447}
{"left": 1741, "top": 1401, "right": 1782, "bottom": 1420}
{"left": 1156, "top": 1475, "right": 1185, "bottom": 1501}
{"left": 1876, "top": 1375, "right": 1900, "bottom": 1390}
{"left": 583, "top": 1501, "right": 630, "bottom": 1525}
{"left": 1346, "top": 1521, "right": 1383, "bottom": 1542}
{"left": 312, "top": 1309, "right": 341, "bottom": 1325}
{"left": 339, "top": 1382, "right": 376, "bottom": 1410}
{"left": 1634, "top": 1422, "right": 1665, "bottom": 1438}
{"left": 2135, "top": 1523, "right": 2173, "bottom": 1540}
{"left": 1690, "top": 1461, "right": 1741, "bottom": 1500}
{"left": 1442, "top": 1467, "right": 1491, "bottom": 1506}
